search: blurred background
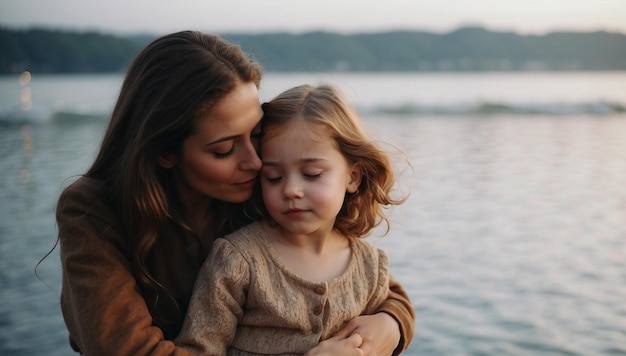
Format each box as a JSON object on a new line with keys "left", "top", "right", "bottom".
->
{"left": 1, "top": 1, "right": 625, "bottom": 355}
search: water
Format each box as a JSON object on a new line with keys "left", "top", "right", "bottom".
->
{"left": 1, "top": 72, "right": 625, "bottom": 355}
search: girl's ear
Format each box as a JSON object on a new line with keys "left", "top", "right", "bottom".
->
{"left": 346, "top": 163, "right": 362, "bottom": 193}
{"left": 157, "top": 154, "right": 178, "bottom": 169}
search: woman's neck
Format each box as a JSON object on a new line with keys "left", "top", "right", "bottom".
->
{"left": 177, "top": 187, "right": 214, "bottom": 237}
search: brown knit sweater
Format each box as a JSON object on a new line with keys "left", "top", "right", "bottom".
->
{"left": 56, "top": 176, "right": 414, "bottom": 355}
{"left": 176, "top": 222, "right": 390, "bottom": 355}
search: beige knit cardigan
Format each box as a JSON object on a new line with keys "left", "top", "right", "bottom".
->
{"left": 175, "top": 221, "right": 390, "bottom": 355}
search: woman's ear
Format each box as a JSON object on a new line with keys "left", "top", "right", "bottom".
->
{"left": 157, "top": 154, "right": 178, "bottom": 169}
{"left": 346, "top": 163, "right": 362, "bottom": 193}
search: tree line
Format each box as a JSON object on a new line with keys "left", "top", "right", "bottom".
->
{"left": 1, "top": 26, "right": 625, "bottom": 74}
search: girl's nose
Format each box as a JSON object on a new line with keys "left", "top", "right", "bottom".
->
{"left": 282, "top": 177, "right": 303, "bottom": 199}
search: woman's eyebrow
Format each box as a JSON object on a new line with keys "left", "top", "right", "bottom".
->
{"left": 207, "top": 117, "right": 263, "bottom": 146}
{"left": 206, "top": 135, "right": 238, "bottom": 146}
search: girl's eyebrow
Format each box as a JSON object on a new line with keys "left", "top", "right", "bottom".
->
{"left": 262, "top": 157, "right": 328, "bottom": 166}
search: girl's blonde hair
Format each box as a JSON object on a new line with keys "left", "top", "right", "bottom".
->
{"left": 260, "top": 84, "right": 406, "bottom": 238}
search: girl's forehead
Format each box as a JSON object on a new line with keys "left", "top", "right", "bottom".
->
{"left": 261, "top": 122, "right": 345, "bottom": 163}
{"left": 265, "top": 118, "right": 328, "bottom": 139}
{"left": 264, "top": 125, "right": 327, "bottom": 154}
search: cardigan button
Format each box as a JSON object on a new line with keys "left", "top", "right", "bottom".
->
{"left": 313, "top": 306, "right": 322, "bottom": 315}
{"left": 314, "top": 287, "right": 325, "bottom": 295}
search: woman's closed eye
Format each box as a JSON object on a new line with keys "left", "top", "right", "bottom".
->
{"left": 213, "top": 145, "right": 235, "bottom": 159}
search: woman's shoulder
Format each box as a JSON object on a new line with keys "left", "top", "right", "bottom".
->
{"left": 58, "top": 176, "right": 112, "bottom": 207}
{"left": 57, "top": 176, "right": 115, "bottom": 220}
{"left": 56, "top": 176, "right": 123, "bottom": 244}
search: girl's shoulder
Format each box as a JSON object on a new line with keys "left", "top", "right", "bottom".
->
{"left": 220, "top": 221, "right": 269, "bottom": 256}
{"left": 223, "top": 221, "right": 263, "bottom": 242}
{"left": 349, "top": 236, "right": 388, "bottom": 261}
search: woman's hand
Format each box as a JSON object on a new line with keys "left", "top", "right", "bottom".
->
{"left": 333, "top": 313, "right": 401, "bottom": 356}
{"left": 305, "top": 333, "right": 364, "bottom": 356}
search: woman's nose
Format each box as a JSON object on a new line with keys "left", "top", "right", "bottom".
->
{"left": 240, "top": 141, "right": 262, "bottom": 171}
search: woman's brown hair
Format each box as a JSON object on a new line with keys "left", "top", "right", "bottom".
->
{"left": 85, "top": 31, "right": 262, "bottom": 323}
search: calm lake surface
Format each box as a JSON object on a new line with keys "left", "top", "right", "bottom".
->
{"left": 1, "top": 72, "right": 625, "bottom": 355}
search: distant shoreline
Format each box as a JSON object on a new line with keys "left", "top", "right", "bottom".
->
{"left": 2, "top": 26, "right": 626, "bottom": 74}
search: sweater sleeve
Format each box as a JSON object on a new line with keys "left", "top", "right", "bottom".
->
{"left": 375, "top": 274, "right": 415, "bottom": 355}
{"left": 175, "top": 238, "right": 250, "bottom": 355}
{"left": 363, "top": 248, "right": 391, "bottom": 314}
{"left": 57, "top": 180, "right": 193, "bottom": 356}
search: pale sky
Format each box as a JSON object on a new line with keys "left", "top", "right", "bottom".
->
{"left": 1, "top": 0, "right": 625, "bottom": 35}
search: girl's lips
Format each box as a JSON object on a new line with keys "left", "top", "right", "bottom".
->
{"left": 284, "top": 208, "right": 306, "bottom": 218}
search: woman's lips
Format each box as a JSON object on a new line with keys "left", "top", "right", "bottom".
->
{"left": 236, "top": 178, "right": 257, "bottom": 189}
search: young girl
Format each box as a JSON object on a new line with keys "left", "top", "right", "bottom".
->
{"left": 175, "top": 84, "right": 410, "bottom": 355}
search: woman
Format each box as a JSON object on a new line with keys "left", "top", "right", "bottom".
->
{"left": 56, "top": 31, "right": 414, "bottom": 355}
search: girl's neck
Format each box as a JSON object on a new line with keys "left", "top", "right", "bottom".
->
{"left": 263, "top": 221, "right": 352, "bottom": 282}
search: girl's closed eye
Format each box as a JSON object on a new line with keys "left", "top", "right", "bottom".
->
{"left": 303, "top": 170, "right": 322, "bottom": 180}
{"left": 264, "top": 175, "right": 282, "bottom": 184}
{"left": 262, "top": 168, "right": 283, "bottom": 184}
